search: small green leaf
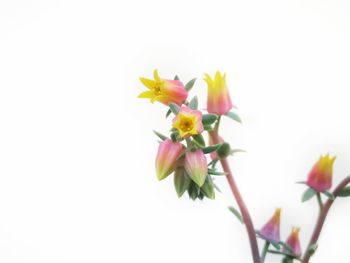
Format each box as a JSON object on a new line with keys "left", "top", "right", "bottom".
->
{"left": 208, "top": 168, "right": 227, "bottom": 176}
{"left": 192, "top": 134, "right": 205, "bottom": 148}
{"left": 188, "top": 96, "right": 198, "bottom": 110}
{"left": 339, "top": 186, "right": 350, "bottom": 197}
{"left": 225, "top": 111, "right": 242, "bottom": 123}
{"left": 202, "top": 114, "right": 218, "bottom": 125}
{"left": 228, "top": 206, "right": 244, "bottom": 223}
{"left": 203, "top": 125, "right": 213, "bottom": 131}
{"left": 202, "top": 144, "right": 222, "bottom": 154}
{"left": 169, "top": 103, "right": 179, "bottom": 115}
{"left": 174, "top": 75, "right": 180, "bottom": 80}
{"left": 282, "top": 256, "right": 294, "bottom": 263}
{"left": 185, "top": 78, "right": 196, "bottom": 91}
{"left": 302, "top": 188, "right": 316, "bottom": 202}
{"left": 174, "top": 168, "right": 191, "bottom": 198}
{"left": 153, "top": 130, "right": 168, "bottom": 141}
{"left": 200, "top": 177, "right": 215, "bottom": 199}
{"left": 322, "top": 191, "right": 335, "bottom": 200}
{"left": 230, "top": 149, "right": 246, "bottom": 155}
{"left": 307, "top": 244, "right": 318, "bottom": 256}
{"left": 165, "top": 109, "right": 172, "bottom": 118}
{"left": 187, "top": 182, "right": 200, "bottom": 200}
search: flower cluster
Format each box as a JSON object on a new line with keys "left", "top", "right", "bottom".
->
{"left": 138, "top": 69, "right": 239, "bottom": 200}
{"left": 138, "top": 69, "right": 350, "bottom": 263}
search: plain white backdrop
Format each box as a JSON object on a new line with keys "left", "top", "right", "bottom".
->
{"left": 1, "top": 0, "right": 350, "bottom": 262}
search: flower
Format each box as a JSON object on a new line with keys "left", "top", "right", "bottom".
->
{"left": 208, "top": 133, "right": 224, "bottom": 160}
{"left": 284, "top": 227, "right": 302, "bottom": 257}
{"left": 259, "top": 208, "right": 281, "bottom": 243}
{"left": 172, "top": 106, "right": 204, "bottom": 138}
{"left": 184, "top": 150, "right": 208, "bottom": 187}
{"left": 155, "top": 139, "right": 184, "bottom": 180}
{"left": 204, "top": 71, "right": 233, "bottom": 115}
{"left": 306, "top": 153, "right": 336, "bottom": 192}
{"left": 138, "top": 69, "right": 188, "bottom": 106}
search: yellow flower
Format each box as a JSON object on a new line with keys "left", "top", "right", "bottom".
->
{"left": 172, "top": 106, "right": 203, "bottom": 138}
{"left": 138, "top": 70, "right": 188, "bottom": 106}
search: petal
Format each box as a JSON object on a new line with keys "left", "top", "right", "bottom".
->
{"left": 138, "top": 90, "right": 154, "bottom": 99}
{"left": 153, "top": 69, "right": 160, "bottom": 81}
{"left": 140, "top": 77, "right": 155, "bottom": 89}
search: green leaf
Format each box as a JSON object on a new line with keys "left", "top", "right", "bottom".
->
{"left": 169, "top": 103, "right": 179, "bottom": 115}
{"left": 202, "top": 114, "right": 218, "bottom": 125}
{"left": 228, "top": 206, "right": 244, "bottom": 223}
{"left": 208, "top": 168, "right": 227, "bottom": 176}
{"left": 203, "top": 125, "right": 213, "bottom": 131}
{"left": 153, "top": 130, "right": 168, "bottom": 141}
{"left": 339, "top": 186, "right": 350, "bottom": 197}
{"left": 202, "top": 144, "right": 222, "bottom": 154}
{"left": 192, "top": 134, "right": 205, "bottom": 148}
{"left": 302, "top": 188, "right": 316, "bottom": 202}
{"left": 188, "top": 96, "right": 198, "bottom": 110}
{"left": 165, "top": 109, "right": 172, "bottom": 118}
{"left": 230, "top": 149, "right": 246, "bottom": 155}
{"left": 174, "top": 168, "right": 191, "bottom": 198}
{"left": 174, "top": 75, "right": 180, "bottom": 80}
{"left": 200, "top": 177, "right": 215, "bottom": 199}
{"left": 282, "top": 256, "right": 294, "bottom": 263}
{"left": 185, "top": 78, "right": 196, "bottom": 91}
{"left": 187, "top": 182, "right": 200, "bottom": 200}
{"left": 322, "top": 191, "right": 335, "bottom": 200}
{"left": 307, "top": 244, "right": 318, "bottom": 256}
{"left": 225, "top": 111, "right": 242, "bottom": 123}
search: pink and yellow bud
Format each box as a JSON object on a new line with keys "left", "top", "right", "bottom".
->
{"left": 204, "top": 71, "right": 233, "bottom": 115}
{"left": 172, "top": 106, "right": 204, "bottom": 138}
{"left": 306, "top": 153, "right": 336, "bottom": 192}
{"left": 184, "top": 150, "right": 208, "bottom": 187}
{"left": 284, "top": 227, "right": 302, "bottom": 257}
{"left": 259, "top": 208, "right": 281, "bottom": 243}
{"left": 138, "top": 69, "right": 188, "bottom": 106}
{"left": 155, "top": 139, "right": 184, "bottom": 181}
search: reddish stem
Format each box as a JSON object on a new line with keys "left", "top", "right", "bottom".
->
{"left": 210, "top": 130, "right": 261, "bottom": 263}
{"left": 302, "top": 175, "right": 350, "bottom": 263}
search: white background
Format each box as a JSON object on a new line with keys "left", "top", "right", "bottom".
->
{"left": 0, "top": 0, "right": 350, "bottom": 262}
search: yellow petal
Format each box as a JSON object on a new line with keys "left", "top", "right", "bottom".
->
{"left": 153, "top": 69, "right": 160, "bottom": 81}
{"left": 138, "top": 90, "right": 154, "bottom": 99}
{"left": 140, "top": 77, "right": 155, "bottom": 89}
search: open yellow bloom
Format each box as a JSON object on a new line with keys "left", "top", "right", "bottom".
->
{"left": 138, "top": 69, "right": 188, "bottom": 106}
{"left": 172, "top": 106, "right": 203, "bottom": 138}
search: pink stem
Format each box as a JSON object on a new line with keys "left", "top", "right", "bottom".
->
{"left": 302, "top": 175, "right": 350, "bottom": 263}
{"left": 210, "top": 130, "right": 261, "bottom": 263}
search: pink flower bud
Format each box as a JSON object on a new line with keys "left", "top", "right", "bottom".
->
{"left": 306, "top": 153, "right": 336, "bottom": 192}
{"left": 204, "top": 71, "right": 233, "bottom": 115}
{"left": 284, "top": 227, "right": 302, "bottom": 257}
{"left": 259, "top": 208, "right": 281, "bottom": 243}
{"left": 155, "top": 139, "right": 184, "bottom": 181}
{"left": 172, "top": 106, "right": 204, "bottom": 139}
{"left": 138, "top": 69, "right": 188, "bottom": 106}
{"left": 184, "top": 150, "right": 208, "bottom": 187}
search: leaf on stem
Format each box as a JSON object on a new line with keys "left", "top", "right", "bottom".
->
{"left": 339, "top": 186, "right": 350, "bottom": 197}
{"left": 202, "top": 114, "right": 218, "bottom": 125}
{"left": 185, "top": 78, "right": 196, "bottom": 91}
{"left": 202, "top": 144, "right": 222, "bottom": 154}
{"left": 169, "top": 103, "right": 180, "bottom": 115}
{"left": 228, "top": 206, "right": 244, "bottom": 224}
{"left": 225, "top": 111, "right": 242, "bottom": 123}
{"left": 188, "top": 96, "right": 198, "bottom": 110}
{"left": 302, "top": 188, "right": 316, "bottom": 202}
{"left": 153, "top": 130, "right": 168, "bottom": 141}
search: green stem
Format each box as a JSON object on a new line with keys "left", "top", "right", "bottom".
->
{"left": 316, "top": 193, "right": 323, "bottom": 211}
{"left": 260, "top": 241, "right": 270, "bottom": 263}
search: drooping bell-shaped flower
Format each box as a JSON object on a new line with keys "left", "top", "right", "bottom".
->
{"left": 184, "top": 149, "right": 208, "bottom": 187}
{"left": 155, "top": 139, "right": 184, "bottom": 181}
{"left": 138, "top": 69, "right": 188, "bottom": 106}
{"left": 284, "top": 227, "right": 302, "bottom": 257}
{"left": 259, "top": 208, "right": 281, "bottom": 243}
{"left": 306, "top": 153, "right": 336, "bottom": 192}
{"left": 204, "top": 71, "right": 233, "bottom": 115}
{"left": 172, "top": 106, "right": 204, "bottom": 138}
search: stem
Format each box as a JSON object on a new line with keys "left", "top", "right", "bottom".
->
{"left": 301, "top": 176, "right": 350, "bottom": 263}
{"left": 210, "top": 128, "right": 261, "bottom": 263}
{"left": 260, "top": 241, "right": 270, "bottom": 263}
{"left": 316, "top": 193, "right": 323, "bottom": 211}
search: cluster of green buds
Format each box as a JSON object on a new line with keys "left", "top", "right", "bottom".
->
{"left": 138, "top": 70, "right": 241, "bottom": 201}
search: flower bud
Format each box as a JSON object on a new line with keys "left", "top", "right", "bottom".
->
{"left": 204, "top": 71, "right": 233, "bottom": 115}
{"left": 184, "top": 150, "right": 208, "bottom": 187}
{"left": 259, "top": 208, "right": 281, "bottom": 243}
{"left": 284, "top": 227, "right": 302, "bottom": 257}
{"left": 155, "top": 139, "right": 183, "bottom": 180}
{"left": 306, "top": 153, "right": 336, "bottom": 192}
{"left": 172, "top": 106, "right": 204, "bottom": 138}
{"left": 138, "top": 69, "right": 188, "bottom": 106}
